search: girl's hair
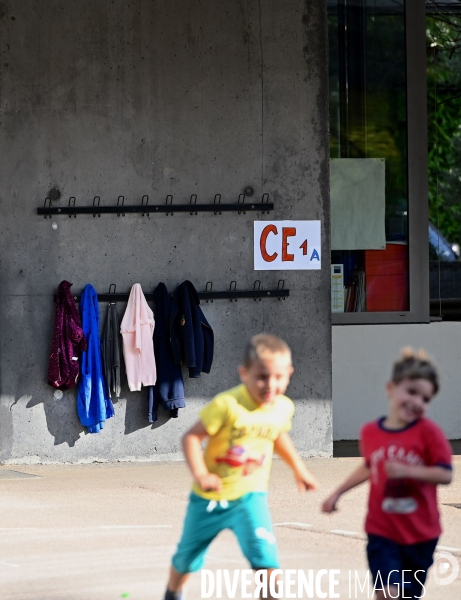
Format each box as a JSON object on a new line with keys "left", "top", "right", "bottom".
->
{"left": 391, "top": 347, "right": 439, "bottom": 394}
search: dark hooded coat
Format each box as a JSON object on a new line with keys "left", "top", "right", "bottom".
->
{"left": 147, "top": 282, "right": 185, "bottom": 422}
{"left": 170, "top": 280, "right": 214, "bottom": 378}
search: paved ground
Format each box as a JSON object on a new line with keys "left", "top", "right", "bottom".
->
{"left": 0, "top": 457, "right": 460, "bottom": 600}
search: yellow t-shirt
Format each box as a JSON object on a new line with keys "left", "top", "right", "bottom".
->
{"left": 192, "top": 384, "right": 295, "bottom": 501}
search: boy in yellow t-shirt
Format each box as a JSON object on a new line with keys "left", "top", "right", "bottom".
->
{"left": 163, "top": 333, "right": 318, "bottom": 600}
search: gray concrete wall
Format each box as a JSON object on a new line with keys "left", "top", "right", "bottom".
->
{"left": 0, "top": 0, "right": 331, "bottom": 463}
{"left": 333, "top": 323, "right": 461, "bottom": 441}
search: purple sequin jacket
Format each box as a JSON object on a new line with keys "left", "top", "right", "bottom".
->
{"left": 48, "top": 281, "right": 87, "bottom": 390}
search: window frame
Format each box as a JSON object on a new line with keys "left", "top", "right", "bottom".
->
{"left": 332, "top": 0, "right": 430, "bottom": 325}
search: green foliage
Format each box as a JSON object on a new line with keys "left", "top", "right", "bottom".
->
{"left": 427, "top": 15, "right": 461, "bottom": 243}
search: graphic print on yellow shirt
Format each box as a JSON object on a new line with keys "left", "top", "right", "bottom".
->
{"left": 192, "top": 384, "right": 294, "bottom": 501}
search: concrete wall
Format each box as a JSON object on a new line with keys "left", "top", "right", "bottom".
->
{"left": 0, "top": 0, "right": 331, "bottom": 463}
{"left": 333, "top": 322, "right": 461, "bottom": 441}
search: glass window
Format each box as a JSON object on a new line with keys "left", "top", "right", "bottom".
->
{"left": 328, "top": 0, "right": 409, "bottom": 313}
{"left": 427, "top": 1, "right": 461, "bottom": 320}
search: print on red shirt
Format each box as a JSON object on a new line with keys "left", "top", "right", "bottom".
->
{"left": 369, "top": 443, "right": 424, "bottom": 515}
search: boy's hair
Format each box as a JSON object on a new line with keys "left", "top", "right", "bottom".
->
{"left": 243, "top": 333, "right": 292, "bottom": 367}
{"left": 391, "top": 347, "right": 439, "bottom": 395}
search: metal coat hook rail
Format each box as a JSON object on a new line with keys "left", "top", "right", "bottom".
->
{"left": 58, "top": 281, "right": 289, "bottom": 303}
{"left": 201, "top": 280, "right": 288, "bottom": 302}
{"left": 38, "top": 193, "right": 273, "bottom": 217}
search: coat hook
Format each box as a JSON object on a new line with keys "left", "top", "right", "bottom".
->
{"left": 213, "top": 194, "right": 222, "bottom": 216}
{"left": 109, "top": 283, "right": 117, "bottom": 304}
{"left": 43, "top": 197, "right": 52, "bottom": 219}
{"left": 165, "top": 194, "right": 173, "bottom": 216}
{"left": 93, "top": 196, "right": 101, "bottom": 218}
{"left": 277, "top": 279, "right": 286, "bottom": 301}
{"left": 117, "top": 195, "right": 125, "bottom": 217}
{"left": 253, "top": 280, "right": 262, "bottom": 301}
{"left": 229, "top": 280, "right": 237, "bottom": 302}
{"left": 237, "top": 193, "right": 246, "bottom": 215}
{"left": 141, "top": 195, "right": 149, "bottom": 217}
{"left": 262, "top": 193, "right": 270, "bottom": 214}
{"left": 189, "top": 194, "right": 198, "bottom": 216}
{"left": 205, "top": 281, "right": 213, "bottom": 303}
{"left": 68, "top": 196, "right": 76, "bottom": 218}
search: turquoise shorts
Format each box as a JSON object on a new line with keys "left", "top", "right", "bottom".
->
{"left": 172, "top": 491, "right": 279, "bottom": 574}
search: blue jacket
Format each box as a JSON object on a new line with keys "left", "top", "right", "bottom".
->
{"left": 78, "top": 285, "right": 115, "bottom": 433}
{"left": 170, "top": 280, "right": 214, "bottom": 378}
{"left": 147, "top": 283, "right": 185, "bottom": 422}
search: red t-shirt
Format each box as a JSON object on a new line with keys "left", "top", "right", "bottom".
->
{"left": 360, "top": 417, "right": 452, "bottom": 545}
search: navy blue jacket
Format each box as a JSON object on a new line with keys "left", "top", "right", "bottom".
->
{"left": 170, "top": 280, "right": 214, "bottom": 378}
{"left": 147, "top": 283, "right": 185, "bottom": 422}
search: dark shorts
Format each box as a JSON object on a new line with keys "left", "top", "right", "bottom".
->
{"left": 367, "top": 534, "right": 438, "bottom": 599}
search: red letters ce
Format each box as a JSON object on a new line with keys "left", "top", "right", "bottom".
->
{"left": 260, "top": 225, "right": 298, "bottom": 263}
{"left": 260, "top": 224, "right": 278, "bottom": 262}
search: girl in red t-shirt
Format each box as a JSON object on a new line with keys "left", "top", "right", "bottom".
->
{"left": 322, "top": 348, "right": 453, "bottom": 599}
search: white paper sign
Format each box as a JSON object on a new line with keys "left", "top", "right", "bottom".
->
{"left": 330, "top": 158, "right": 386, "bottom": 250}
{"left": 254, "top": 221, "right": 321, "bottom": 270}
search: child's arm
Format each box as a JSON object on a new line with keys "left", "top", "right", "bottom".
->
{"left": 321, "top": 463, "right": 370, "bottom": 513}
{"left": 385, "top": 461, "right": 452, "bottom": 484}
{"left": 182, "top": 421, "right": 222, "bottom": 492}
{"left": 273, "top": 432, "right": 318, "bottom": 491}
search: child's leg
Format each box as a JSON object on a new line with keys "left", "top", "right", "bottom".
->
{"left": 366, "top": 534, "right": 402, "bottom": 599}
{"left": 230, "top": 493, "right": 280, "bottom": 597}
{"left": 375, "top": 589, "right": 399, "bottom": 600}
{"left": 254, "top": 568, "right": 282, "bottom": 600}
{"left": 367, "top": 534, "right": 438, "bottom": 599}
{"left": 166, "top": 566, "right": 190, "bottom": 592}
{"left": 165, "top": 494, "right": 231, "bottom": 596}
{"left": 400, "top": 538, "right": 438, "bottom": 598}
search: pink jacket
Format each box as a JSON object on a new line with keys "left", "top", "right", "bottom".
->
{"left": 120, "top": 284, "right": 157, "bottom": 391}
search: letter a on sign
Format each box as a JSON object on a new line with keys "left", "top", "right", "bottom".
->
{"left": 254, "top": 221, "right": 321, "bottom": 270}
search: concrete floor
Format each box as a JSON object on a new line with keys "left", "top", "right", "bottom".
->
{"left": 0, "top": 458, "right": 459, "bottom": 600}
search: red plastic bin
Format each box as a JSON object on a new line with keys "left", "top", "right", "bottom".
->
{"left": 365, "top": 244, "right": 408, "bottom": 311}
